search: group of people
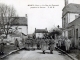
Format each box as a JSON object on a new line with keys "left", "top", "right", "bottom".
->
{"left": 36, "top": 37, "right": 71, "bottom": 54}
{"left": 0, "top": 37, "right": 72, "bottom": 55}
{"left": 36, "top": 38, "right": 55, "bottom": 54}
{"left": 57, "top": 37, "right": 71, "bottom": 52}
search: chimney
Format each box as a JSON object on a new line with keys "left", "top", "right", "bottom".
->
{"left": 35, "top": 28, "right": 36, "bottom": 33}
{"left": 25, "top": 14, "right": 27, "bottom": 18}
{"left": 45, "top": 28, "right": 47, "bottom": 30}
{"left": 65, "top": 0, "right": 68, "bottom": 6}
{"left": 25, "top": 14, "right": 28, "bottom": 35}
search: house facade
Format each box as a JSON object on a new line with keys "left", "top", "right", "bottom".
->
{"left": 62, "top": 2, "right": 80, "bottom": 47}
{"left": 6, "top": 15, "right": 28, "bottom": 44}
{"left": 35, "top": 28, "right": 48, "bottom": 39}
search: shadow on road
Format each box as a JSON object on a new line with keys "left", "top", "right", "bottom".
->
{"left": 37, "top": 51, "right": 53, "bottom": 54}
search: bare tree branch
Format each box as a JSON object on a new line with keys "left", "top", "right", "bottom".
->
{"left": 0, "top": 3, "right": 18, "bottom": 38}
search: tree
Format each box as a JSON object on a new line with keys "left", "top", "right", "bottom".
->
{"left": 0, "top": 3, "right": 18, "bottom": 38}
{"left": 47, "top": 27, "right": 62, "bottom": 39}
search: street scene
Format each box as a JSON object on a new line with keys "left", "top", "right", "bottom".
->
{"left": 0, "top": 0, "right": 80, "bottom": 60}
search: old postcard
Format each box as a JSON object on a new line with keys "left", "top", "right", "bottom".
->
{"left": 0, "top": 0, "right": 80, "bottom": 60}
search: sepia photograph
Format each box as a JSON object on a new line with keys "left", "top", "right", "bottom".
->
{"left": 0, "top": 0, "right": 80, "bottom": 60}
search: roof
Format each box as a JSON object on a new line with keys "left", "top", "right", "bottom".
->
{"left": 68, "top": 16, "right": 80, "bottom": 27}
{"left": 35, "top": 29, "right": 48, "bottom": 33}
{"left": 62, "top": 3, "right": 80, "bottom": 16}
{"left": 0, "top": 17, "right": 27, "bottom": 26}
{"left": 11, "top": 17, "right": 27, "bottom": 26}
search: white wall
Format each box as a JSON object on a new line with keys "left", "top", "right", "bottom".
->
{"left": 36, "top": 33, "right": 44, "bottom": 38}
{"left": 62, "top": 13, "right": 68, "bottom": 28}
{"left": 62, "top": 31, "right": 65, "bottom": 36}
{"left": 65, "top": 31, "right": 68, "bottom": 37}
{"left": 68, "top": 13, "right": 79, "bottom": 23}
{"left": 62, "top": 13, "right": 79, "bottom": 28}
{"left": 11, "top": 26, "right": 28, "bottom": 35}
{"left": 62, "top": 30, "right": 68, "bottom": 38}
{"left": 7, "top": 35, "right": 22, "bottom": 44}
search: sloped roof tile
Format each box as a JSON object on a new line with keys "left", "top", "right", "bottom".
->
{"left": 35, "top": 29, "right": 48, "bottom": 33}
{"left": 63, "top": 3, "right": 80, "bottom": 16}
{"left": 68, "top": 16, "right": 80, "bottom": 27}
{"left": 11, "top": 17, "right": 27, "bottom": 26}
{"left": 0, "top": 17, "right": 28, "bottom": 26}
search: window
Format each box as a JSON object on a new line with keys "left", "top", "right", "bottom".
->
{"left": 64, "top": 18, "right": 66, "bottom": 28}
{"left": 76, "top": 29, "right": 78, "bottom": 39}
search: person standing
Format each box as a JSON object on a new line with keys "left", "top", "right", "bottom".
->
{"left": 37, "top": 40, "right": 40, "bottom": 49}
{"left": 65, "top": 38, "right": 71, "bottom": 52}
{"left": 0, "top": 38, "right": 4, "bottom": 55}
{"left": 49, "top": 38, "right": 54, "bottom": 54}
{"left": 23, "top": 38, "right": 26, "bottom": 49}
{"left": 15, "top": 38, "right": 20, "bottom": 49}
{"left": 41, "top": 38, "right": 47, "bottom": 54}
{"left": 58, "top": 38, "right": 62, "bottom": 48}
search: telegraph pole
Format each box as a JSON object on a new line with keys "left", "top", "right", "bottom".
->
{"left": 25, "top": 14, "right": 28, "bottom": 37}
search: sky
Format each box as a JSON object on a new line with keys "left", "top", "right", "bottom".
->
{"left": 0, "top": 0, "right": 80, "bottom": 34}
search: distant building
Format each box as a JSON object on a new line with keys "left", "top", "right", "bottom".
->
{"left": 11, "top": 16, "right": 28, "bottom": 35}
{"left": 9, "top": 16, "right": 28, "bottom": 41}
{"left": 62, "top": 0, "right": 80, "bottom": 47}
{"left": 0, "top": 14, "right": 28, "bottom": 36}
{"left": 35, "top": 28, "right": 48, "bottom": 39}
{"left": 28, "top": 34, "right": 33, "bottom": 39}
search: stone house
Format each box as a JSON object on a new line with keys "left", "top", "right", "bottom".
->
{"left": 62, "top": 1, "right": 80, "bottom": 48}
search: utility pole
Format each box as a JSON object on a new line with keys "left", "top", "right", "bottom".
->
{"left": 25, "top": 14, "right": 28, "bottom": 37}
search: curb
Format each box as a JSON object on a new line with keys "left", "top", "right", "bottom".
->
{"left": 57, "top": 47, "right": 78, "bottom": 60}
{"left": 0, "top": 48, "right": 23, "bottom": 59}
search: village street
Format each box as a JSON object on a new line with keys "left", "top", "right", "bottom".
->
{"left": 2, "top": 50, "right": 72, "bottom": 60}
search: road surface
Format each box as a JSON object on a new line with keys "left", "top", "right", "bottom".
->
{"left": 2, "top": 50, "right": 72, "bottom": 60}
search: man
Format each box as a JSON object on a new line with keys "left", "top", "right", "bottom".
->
{"left": 41, "top": 38, "right": 47, "bottom": 54}
{"left": 65, "top": 38, "right": 71, "bottom": 52}
{"left": 58, "top": 37, "right": 62, "bottom": 48}
{"left": 15, "top": 38, "right": 20, "bottom": 49}
{"left": 49, "top": 38, "right": 54, "bottom": 54}
{"left": 23, "top": 38, "right": 26, "bottom": 49}
{"left": 0, "top": 38, "right": 4, "bottom": 55}
{"left": 37, "top": 40, "right": 40, "bottom": 49}
{"left": 61, "top": 37, "right": 65, "bottom": 50}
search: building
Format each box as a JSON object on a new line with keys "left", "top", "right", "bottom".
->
{"left": 11, "top": 16, "right": 28, "bottom": 35}
{"left": 35, "top": 28, "right": 48, "bottom": 39}
{"left": 62, "top": 0, "right": 80, "bottom": 47}
{"left": 2, "top": 15, "right": 28, "bottom": 44}
{"left": 0, "top": 14, "right": 28, "bottom": 36}
{"left": 8, "top": 16, "right": 28, "bottom": 41}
